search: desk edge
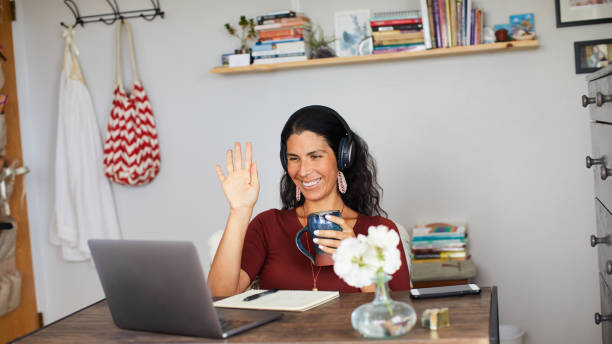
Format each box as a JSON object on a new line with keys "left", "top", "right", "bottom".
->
{"left": 9, "top": 299, "right": 107, "bottom": 343}
{"left": 489, "top": 286, "right": 499, "bottom": 344}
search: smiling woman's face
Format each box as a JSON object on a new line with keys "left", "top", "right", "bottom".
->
{"left": 286, "top": 130, "right": 339, "bottom": 203}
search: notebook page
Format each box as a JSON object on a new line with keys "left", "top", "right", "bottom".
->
{"left": 213, "top": 289, "right": 339, "bottom": 312}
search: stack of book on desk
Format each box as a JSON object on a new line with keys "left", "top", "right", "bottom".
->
{"left": 253, "top": 10, "right": 310, "bottom": 65}
{"left": 369, "top": 10, "right": 426, "bottom": 54}
{"left": 410, "top": 224, "right": 468, "bottom": 263}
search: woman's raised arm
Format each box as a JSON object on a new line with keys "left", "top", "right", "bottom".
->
{"left": 208, "top": 142, "right": 259, "bottom": 296}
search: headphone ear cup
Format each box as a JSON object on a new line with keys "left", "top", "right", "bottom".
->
{"left": 338, "top": 137, "right": 354, "bottom": 171}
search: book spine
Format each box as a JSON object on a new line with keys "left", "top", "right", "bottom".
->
{"left": 413, "top": 251, "right": 467, "bottom": 259}
{"left": 255, "top": 38, "right": 303, "bottom": 46}
{"left": 256, "top": 11, "right": 296, "bottom": 24}
{"left": 465, "top": 0, "right": 472, "bottom": 45}
{"left": 258, "top": 35, "right": 306, "bottom": 43}
{"left": 374, "top": 39, "right": 425, "bottom": 46}
{"left": 470, "top": 8, "right": 475, "bottom": 45}
{"left": 371, "top": 23, "right": 423, "bottom": 32}
{"left": 253, "top": 52, "right": 306, "bottom": 59}
{"left": 438, "top": 0, "right": 447, "bottom": 48}
{"left": 261, "top": 16, "right": 310, "bottom": 25}
{"left": 370, "top": 18, "right": 423, "bottom": 26}
{"left": 432, "top": 0, "right": 441, "bottom": 48}
{"left": 258, "top": 28, "right": 307, "bottom": 39}
{"left": 450, "top": 0, "right": 457, "bottom": 47}
{"left": 411, "top": 257, "right": 467, "bottom": 263}
{"left": 412, "top": 236, "right": 466, "bottom": 242}
{"left": 445, "top": 0, "right": 451, "bottom": 47}
{"left": 372, "top": 45, "right": 426, "bottom": 54}
{"left": 255, "top": 20, "right": 310, "bottom": 30}
{"left": 457, "top": 0, "right": 463, "bottom": 46}
{"left": 419, "top": 0, "right": 432, "bottom": 49}
{"left": 372, "top": 31, "right": 425, "bottom": 38}
{"left": 252, "top": 55, "right": 307, "bottom": 64}
{"left": 372, "top": 10, "right": 421, "bottom": 19}
{"left": 427, "top": 0, "right": 437, "bottom": 48}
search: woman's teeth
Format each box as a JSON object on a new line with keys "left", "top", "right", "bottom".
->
{"left": 302, "top": 179, "right": 321, "bottom": 187}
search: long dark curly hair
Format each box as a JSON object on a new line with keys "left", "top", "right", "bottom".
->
{"left": 279, "top": 105, "right": 387, "bottom": 217}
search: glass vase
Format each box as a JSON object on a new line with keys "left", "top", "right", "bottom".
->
{"left": 350, "top": 274, "right": 417, "bottom": 338}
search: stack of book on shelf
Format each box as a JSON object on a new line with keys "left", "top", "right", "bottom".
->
{"left": 419, "top": 0, "right": 485, "bottom": 49}
{"left": 410, "top": 224, "right": 468, "bottom": 263}
{"left": 370, "top": 10, "right": 426, "bottom": 54}
{"left": 252, "top": 10, "right": 310, "bottom": 65}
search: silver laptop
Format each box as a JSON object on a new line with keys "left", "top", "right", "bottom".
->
{"left": 88, "top": 239, "right": 282, "bottom": 338}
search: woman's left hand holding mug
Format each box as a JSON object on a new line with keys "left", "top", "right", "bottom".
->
{"left": 313, "top": 214, "right": 355, "bottom": 254}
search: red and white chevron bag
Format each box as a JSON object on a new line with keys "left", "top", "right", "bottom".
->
{"left": 103, "top": 20, "right": 160, "bottom": 186}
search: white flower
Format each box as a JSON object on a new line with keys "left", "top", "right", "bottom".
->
{"left": 333, "top": 225, "right": 402, "bottom": 287}
{"left": 333, "top": 236, "right": 376, "bottom": 287}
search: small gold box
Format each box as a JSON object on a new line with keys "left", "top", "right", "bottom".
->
{"left": 421, "top": 307, "right": 450, "bottom": 330}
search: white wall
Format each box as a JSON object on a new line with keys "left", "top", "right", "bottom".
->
{"left": 12, "top": 0, "right": 610, "bottom": 343}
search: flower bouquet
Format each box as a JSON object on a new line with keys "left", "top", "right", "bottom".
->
{"left": 333, "top": 225, "right": 416, "bottom": 338}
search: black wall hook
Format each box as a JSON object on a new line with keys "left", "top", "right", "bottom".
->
{"left": 60, "top": 0, "right": 164, "bottom": 28}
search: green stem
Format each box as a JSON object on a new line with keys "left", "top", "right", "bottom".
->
{"left": 375, "top": 273, "right": 393, "bottom": 316}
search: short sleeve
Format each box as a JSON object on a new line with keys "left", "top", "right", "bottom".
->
{"left": 377, "top": 217, "right": 412, "bottom": 291}
{"left": 240, "top": 212, "right": 268, "bottom": 283}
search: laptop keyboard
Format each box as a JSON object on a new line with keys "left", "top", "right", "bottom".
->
{"left": 218, "top": 317, "right": 253, "bottom": 332}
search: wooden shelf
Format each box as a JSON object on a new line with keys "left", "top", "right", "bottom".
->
{"left": 210, "top": 40, "right": 539, "bottom": 74}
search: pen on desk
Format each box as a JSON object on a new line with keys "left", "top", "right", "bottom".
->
{"left": 243, "top": 288, "right": 279, "bottom": 302}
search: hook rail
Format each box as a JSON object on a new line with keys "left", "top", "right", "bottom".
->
{"left": 60, "top": 0, "right": 164, "bottom": 28}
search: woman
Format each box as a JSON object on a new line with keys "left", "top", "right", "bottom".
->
{"left": 208, "top": 105, "right": 410, "bottom": 296}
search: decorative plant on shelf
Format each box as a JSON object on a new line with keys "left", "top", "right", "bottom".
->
{"left": 224, "top": 16, "right": 257, "bottom": 54}
{"left": 306, "top": 24, "right": 337, "bottom": 58}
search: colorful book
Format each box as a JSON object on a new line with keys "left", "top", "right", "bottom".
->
{"left": 371, "top": 10, "right": 421, "bottom": 20}
{"left": 411, "top": 257, "right": 468, "bottom": 263}
{"left": 252, "top": 55, "right": 308, "bottom": 65}
{"left": 371, "top": 23, "right": 423, "bottom": 32}
{"left": 374, "top": 38, "right": 425, "bottom": 46}
{"left": 251, "top": 41, "right": 307, "bottom": 54}
{"left": 253, "top": 52, "right": 306, "bottom": 59}
{"left": 432, "top": 0, "right": 442, "bottom": 48}
{"left": 419, "top": 0, "right": 433, "bottom": 49}
{"left": 413, "top": 251, "right": 467, "bottom": 259}
{"left": 412, "top": 247, "right": 466, "bottom": 254}
{"left": 256, "top": 10, "right": 296, "bottom": 25}
{"left": 260, "top": 16, "right": 310, "bottom": 25}
{"left": 411, "top": 240, "right": 467, "bottom": 249}
{"left": 255, "top": 21, "right": 310, "bottom": 31}
{"left": 372, "top": 31, "right": 425, "bottom": 40}
{"left": 370, "top": 18, "right": 423, "bottom": 27}
{"left": 413, "top": 225, "right": 466, "bottom": 236}
{"left": 372, "top": 45, "right": 426, "bottom": 54}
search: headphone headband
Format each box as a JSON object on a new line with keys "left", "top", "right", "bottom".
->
{"left": 280, "top": 105, "right": 355, "bottom": 172}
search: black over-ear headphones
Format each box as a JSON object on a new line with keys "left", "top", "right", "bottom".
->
{"left": 280, "top": 105, "right": 354, "bottom": 172}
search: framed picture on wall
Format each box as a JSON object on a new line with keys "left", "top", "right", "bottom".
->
{"left": 334, "top": 9, "right": 371, "bottom": 57}
{"left": 555, "top": 0, "right": 612, "bottom": 27}
{"left": 574, "top": 38, "right": 612, "bottom": 74}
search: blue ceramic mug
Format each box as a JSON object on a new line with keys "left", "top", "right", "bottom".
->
{"left": 295, "top": 210, "right": 342, "bottom": 266}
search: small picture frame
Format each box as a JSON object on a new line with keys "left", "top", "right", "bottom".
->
{"left": 334, "top": 9, "right": 371, "bottom": 57}
{"left": 555, "top": 0, "right": 612, "bottom": 27}
{"left": 574, "top": 38, "right": 612, "bottom": 74}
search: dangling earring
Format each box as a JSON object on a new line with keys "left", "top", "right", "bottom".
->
{"left": 338, "top": 171, "right": 347, "bottom": 194}
{"left": 296, "top": 184, "right": 301, "bottom": 201}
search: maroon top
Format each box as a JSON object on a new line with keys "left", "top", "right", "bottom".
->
{"left": 241, "top": 209, "right": 411, "bottom": 292}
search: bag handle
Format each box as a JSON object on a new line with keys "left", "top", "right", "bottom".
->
{"left": 115, "top": 20, "right": 141, "bottom": 89}
{"left": 62, "top": 26, "right": 84, "bottom": 82}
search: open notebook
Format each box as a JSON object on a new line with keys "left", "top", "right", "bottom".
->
{"left": 213, "top": 289, "right": 339, "bottom": 312}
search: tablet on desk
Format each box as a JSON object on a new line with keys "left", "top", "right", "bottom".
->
{"left": 410, "top": 283, "right": 481, "bottom": 299}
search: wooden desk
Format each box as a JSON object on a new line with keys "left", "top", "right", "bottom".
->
{"left": 12, "top": 287, "right": 499, "bottom": 344}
